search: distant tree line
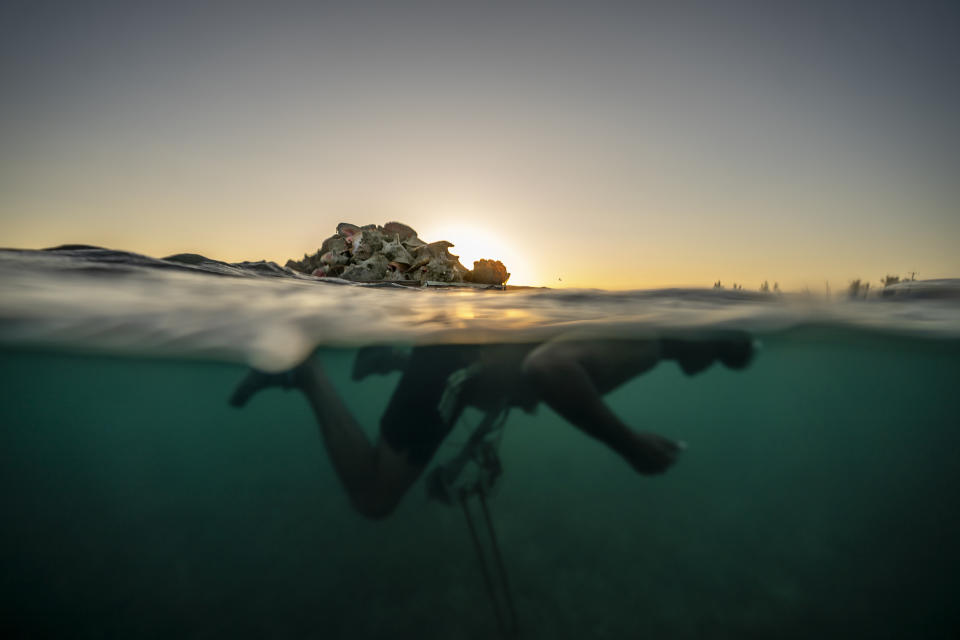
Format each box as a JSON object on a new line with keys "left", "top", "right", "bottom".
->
{"left": 713, "top": 280, "right": 779, "bottom": 293}
{"left": 849, "top": 272, "right": 917, "bottom": 298}
{"left": 712, "top": 272, "right": 917, "bottom": 298}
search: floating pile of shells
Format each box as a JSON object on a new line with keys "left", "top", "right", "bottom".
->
{"left": 285, "top": 222, "right": 510, "bottom": 285}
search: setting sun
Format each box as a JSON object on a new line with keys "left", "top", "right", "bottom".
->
{"left": 419, "top": 222, "right": 536, "bottom": 286}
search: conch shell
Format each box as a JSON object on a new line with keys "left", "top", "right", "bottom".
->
{"left": 340, "top": 254, "right": 388, "bottom": 282}
{"left": 381, "top": 234, "right": 414, "bottom": 265}
{"left": 383, "top": 221, "right": 418, "bottom": 240}
{"left": 289, "top": 221, "right": 500, "bottom": 285}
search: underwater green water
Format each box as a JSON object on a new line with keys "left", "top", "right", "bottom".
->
{"left": 2, "top": 328, "right": 958, "bottom": 639}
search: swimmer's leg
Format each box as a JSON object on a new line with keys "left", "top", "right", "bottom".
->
{"left": 351, "top": 345, "right": 411, "bottom": 381}
{"left": 296, "top": 357, "right": 426, "bottom": 518}
{"left": 521, "top": 339, "right": 682, "bottom": 475}
{"left": 230, "top": 357, "right": 424, "bottom": 519}
{"left": 229, "top": 370, "right": 298, "bottom": 407}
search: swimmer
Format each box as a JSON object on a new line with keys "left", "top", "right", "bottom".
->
{"left": 230, "top": 333, "right": 755, "bottom": 519}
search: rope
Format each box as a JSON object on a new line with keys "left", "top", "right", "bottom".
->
{"left": 460, "top": 491, "right": 509, "bottom": 638}
{"left": 478, "top": 489, "right": 519, "bottom": 635}
{"left": 433, "top": 403, "right": 520, "bottom": 637}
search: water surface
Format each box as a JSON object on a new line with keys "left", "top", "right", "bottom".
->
{"left": 1, "top": 247, "right": 958, "bottom": 638}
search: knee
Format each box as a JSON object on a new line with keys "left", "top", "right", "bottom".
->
{"left": 521, "top": 343, "right": 581, "bottom": 393}
{"left": 520, "top": 345, "right": 557, "bottom": 384}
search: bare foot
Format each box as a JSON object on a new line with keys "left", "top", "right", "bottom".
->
{"left": 228, "top": 369, "right": 299, "bottom": 407}
{"left": 621, "top": 432, "right": 684, "bottom": 475}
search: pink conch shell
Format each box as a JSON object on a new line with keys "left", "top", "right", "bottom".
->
{"left": 383, "top": 221, "right": 418, "bottom": 240}
{"left": 321, "top": 251, "right": 348, "bottom": 266}
{"left": 350, "top": 229, "right": 384, "bottom": 260}
{"left": 336, "top": 222, "right": 360, "bottom": 238}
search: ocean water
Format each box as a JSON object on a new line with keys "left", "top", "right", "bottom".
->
{"left": 1, "top": 247, "right": 959, "bottom": 639}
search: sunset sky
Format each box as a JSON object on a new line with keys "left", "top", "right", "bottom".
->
{"left": 1, "top": 1, "right": 958, "bottom": 289}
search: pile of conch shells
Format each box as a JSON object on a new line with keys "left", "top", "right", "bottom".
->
{"left": 285, "top": 222, "right": 510, "bottom": 285}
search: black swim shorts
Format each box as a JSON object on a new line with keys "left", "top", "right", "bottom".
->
{"left": 379, "top": 345, "right": 478, "bottom": 466}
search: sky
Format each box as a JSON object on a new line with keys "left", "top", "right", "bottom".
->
{"left": 1, "top": 0, "right": 958, "bottom": 289}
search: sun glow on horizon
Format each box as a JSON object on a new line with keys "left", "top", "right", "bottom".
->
{"left": 419, "top": 221, "right": 536, "bottom": 286}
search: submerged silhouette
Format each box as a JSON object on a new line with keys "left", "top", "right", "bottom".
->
{"left": 230, "top": 333, "right": 755, "bottom": 518}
